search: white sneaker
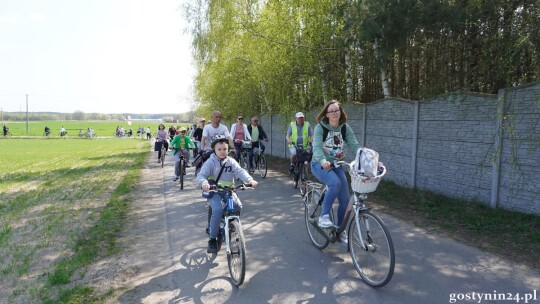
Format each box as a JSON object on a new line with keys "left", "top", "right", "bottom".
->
{"left": 339, "top": 231, "right": 348, "bottom": 244}
{"left": 172, "top": 176, "right": 179, "bottom": 181}
{"left": 318, "top": 214, "right": 333, "bottom": 228}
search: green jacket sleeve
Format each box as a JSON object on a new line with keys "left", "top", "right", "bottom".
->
{"left": 170, "top": 135, "right": 180, "bottom": 154}
{"left": 312, "top": 124, "right": 326, "bottom": 165}
{"left": 185, "top": 137, "right": 195, "bottom": 149}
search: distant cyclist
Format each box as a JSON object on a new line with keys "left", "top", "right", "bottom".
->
{"left": 230, "top": 115, "right": 251, "bottom": 163}
{"left": 192, "top": 118, "right": 205, "bottom": 158}
{"left": 201, "top": 111, "right": 232, "bottom": 151}
{"left": 44, "top": 126, "right": 51, "bottom": 136}
{"left": 156, "top": 124, "right": 169, "bottom": 163}
{"left": 286, "top": 112, "right": 313, "bottom": 173}
{"left": 3, "top": 124, "right": 8, "bottom": 136}
{"left": 247, "top": 116, "right": 268, "bottom": 172}
{"left": 170, "top": 128, "right": 195, "bottom": 181}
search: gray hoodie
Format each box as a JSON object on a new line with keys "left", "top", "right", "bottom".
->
{"left": 196, "top": 153, "right": 253, "bottom": 188}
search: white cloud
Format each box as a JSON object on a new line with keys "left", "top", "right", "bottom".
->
{"left": 29, "top": 12, "right": 47, "bottom": 22}
{"left": 0, "top": 12, "right": 22, "bottom": 24}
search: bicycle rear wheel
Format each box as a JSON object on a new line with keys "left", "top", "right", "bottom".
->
{"left": 304, "top": 190, "right": 329, "bottom": 249}
{"left": 227, "top": 220, "right": 246, "bottom": 286}
{"left": 257, "top": 155, "right": 267, "bottom": 178}
{"left": 349, "top": 209, "right": 395, "bottom": 287}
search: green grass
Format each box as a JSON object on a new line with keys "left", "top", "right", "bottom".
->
{"left": 1, "top": 120, "right": 192, "bottom": 137}
{"left": 0, "top": 138, "right": 148, "bottom": 303}
{"left": 370, "top": 181, "right": 540, "bottom": 269}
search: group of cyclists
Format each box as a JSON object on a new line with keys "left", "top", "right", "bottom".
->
{"left": 158, "top": 99, "right": 363, "bottom": 253}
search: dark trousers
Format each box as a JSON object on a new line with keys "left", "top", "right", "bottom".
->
{"left": 249, "top": 141, "right": 265, "bottom": 168}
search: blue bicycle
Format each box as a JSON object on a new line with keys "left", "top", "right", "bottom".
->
{"left": 204, "top": 183, "right": 253, "bottom": 286}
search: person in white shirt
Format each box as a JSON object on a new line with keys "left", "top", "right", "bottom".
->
{"left": 201, "top": 110, "right": 233, "bottom": 151}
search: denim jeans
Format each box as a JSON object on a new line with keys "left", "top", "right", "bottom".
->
{"left": 208, "top": 193, "right": 225, "bottom": 238}
{"left": 310, "top": 162, "right": 350, "bottom": 226}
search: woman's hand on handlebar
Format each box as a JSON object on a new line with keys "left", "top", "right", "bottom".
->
{"left": 201, "top": 182, "right": 210, "bottom": 191}
{"left": 322, "top": 161, "right": 332, "bottom": 170}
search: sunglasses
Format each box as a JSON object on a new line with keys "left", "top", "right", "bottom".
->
{"left": 238, "top": 117, "right": 243, "bottom": 120}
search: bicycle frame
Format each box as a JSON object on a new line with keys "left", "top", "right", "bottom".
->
{"left": 306, "top": 177, "right": 371, "bottom": 249}
{"left": 207, "top": 186, "right": 247, "bottom": 254}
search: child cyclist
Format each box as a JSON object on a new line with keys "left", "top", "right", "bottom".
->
{"left": 196, "top": 135, "right": 258, "bottom": 253}
{"left": 170, "top": 128, "right": 195, "bottom": 181}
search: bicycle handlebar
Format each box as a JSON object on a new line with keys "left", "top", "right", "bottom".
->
{"left": 207, "top": 184, "right": 254, "bottom": 192}
{"left": 322, "top": 160, "right": 352, "bottom": 170}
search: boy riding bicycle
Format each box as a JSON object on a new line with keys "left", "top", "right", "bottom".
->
{"left": 196, "top": 135, "right": 258, "bottom": 253}
{"left": 170, "top": 129, "right": 195, "bottom": 181}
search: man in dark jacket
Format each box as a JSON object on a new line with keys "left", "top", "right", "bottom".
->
{"left": 247, "top": 116, "right": 269, "bottom": 172}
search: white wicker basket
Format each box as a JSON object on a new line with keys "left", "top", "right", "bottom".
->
{"left": 350, "top": 164, "right": 386, "bottom": 193}
{"left": 241, "top": 140, "right": 252, "bottom": 149}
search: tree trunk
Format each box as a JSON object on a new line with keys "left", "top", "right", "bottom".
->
{"left": 374, "top": 39, "right": 391, "bottom": 97}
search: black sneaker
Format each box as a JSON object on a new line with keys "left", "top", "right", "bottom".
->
{"left": 207, "top": 239, "right": 218, "bottom": 253}
{"left": 288, "top": 164, "right": 294, "bottom": 173}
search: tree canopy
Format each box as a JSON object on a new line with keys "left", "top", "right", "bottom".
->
{"left": 185, "top": 0, "right": 538, "bottom": 118}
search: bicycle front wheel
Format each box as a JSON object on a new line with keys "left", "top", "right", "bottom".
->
{"left": 241, "top": 154, "right": 249, "bottom": 171}
{"left": 257, "top": 155, "right": 267, "bottom": 178}
{"left": 227, "top": 220, "right": 246, "bottom": 286}
{"left": 349, "top": 209, "right": 395, "bottom": 287}
{"left": 304, "top": 190, "right": 329, "bottom": 249}
{"left": 294, "top": 163, "right": 303, "bottom": 189}
{"left": 161, "top": 148, "right": 166, "bottom": 168}
{"left": 179, "top": 159, "right": 184, "bottom": 190}
{"left": 299, "top": 164, "right": 308, "bottom": 196}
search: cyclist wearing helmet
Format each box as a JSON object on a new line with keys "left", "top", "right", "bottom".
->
{"left": 170, "top": 128, "right": 195, "bottom": 181}
{"left": 196, "top": 135, "right": 258, "bottom": 253}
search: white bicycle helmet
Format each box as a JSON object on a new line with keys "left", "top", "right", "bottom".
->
{"left": 211, "top": 134, "right": 229, "bottom": 149}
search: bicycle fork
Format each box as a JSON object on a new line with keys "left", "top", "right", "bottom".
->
{"left": 352, "top": 194, "right": 376, "bottom": 252}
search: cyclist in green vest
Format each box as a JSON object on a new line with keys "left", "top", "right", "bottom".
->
{"left": 286, "top": 112, "right": 313, "bottom": 172}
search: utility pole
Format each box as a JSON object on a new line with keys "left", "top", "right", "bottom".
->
{"left": 26, "top": 94, "right": 29, "bottom": 135}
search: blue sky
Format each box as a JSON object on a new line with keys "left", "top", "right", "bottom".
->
{"left": 0, "top": 0, "right": 195, "bottom": 114}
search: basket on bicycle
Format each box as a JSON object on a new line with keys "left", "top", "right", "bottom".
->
{"left": 241, "top": 140, "right": 252, "bottom": 149}
{"left": 349, "top": 162, "right": 386, "bottom": 193}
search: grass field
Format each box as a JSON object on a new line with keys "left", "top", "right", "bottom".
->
{"left": 1, "top": 120, "right": 193, "bottom": 137}
{"left": 0, "top": 137, "right": 149, "bottom": 303}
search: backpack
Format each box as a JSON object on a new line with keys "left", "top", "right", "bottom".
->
{"left": 322, "top": 124, "right": 347, "bottom": 142}
{"left": 353, "top": 148, "right": 379, "bottom": 177}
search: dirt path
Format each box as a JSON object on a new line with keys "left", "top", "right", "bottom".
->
{"left": 82, "top": 152, "right": 178, "bottom": 303}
